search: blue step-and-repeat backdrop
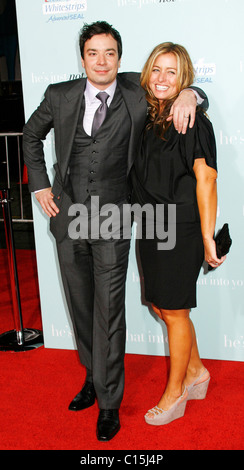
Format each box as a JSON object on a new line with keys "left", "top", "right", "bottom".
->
{"left": 15, "top": 0, "right": 244, "bottom": 361}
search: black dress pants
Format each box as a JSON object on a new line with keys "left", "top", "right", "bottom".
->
{"left": 56, "top": 231, "right": 131, "bottom": 410}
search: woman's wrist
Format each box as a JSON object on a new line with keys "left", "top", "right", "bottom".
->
{"left": 202, "top": 234, "right": 214, "bottom": 243}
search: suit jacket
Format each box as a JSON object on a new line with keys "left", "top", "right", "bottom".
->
{"left": 23, "top": 73, "right": 148, "bottom": 240}
{"left": 23, "top": 73, "right": 147, "bottom": 193}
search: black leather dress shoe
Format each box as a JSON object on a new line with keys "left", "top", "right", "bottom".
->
{"left": 68, "top": 381, "right": 96, "bottom": 411}
{"left": 96, "top": 409, "right": 120, "bottom": 441}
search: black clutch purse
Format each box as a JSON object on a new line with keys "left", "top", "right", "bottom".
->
{"left": 208, "top": 223, "right": 232, "bottom": 271}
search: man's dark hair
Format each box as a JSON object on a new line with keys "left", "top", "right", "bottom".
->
{"left": 79, "top": 21, "right": 122, "bottom": 59}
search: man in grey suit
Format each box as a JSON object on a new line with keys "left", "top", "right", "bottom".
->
{"left": 23, "top": 21, "right": 208, "bottom": 441}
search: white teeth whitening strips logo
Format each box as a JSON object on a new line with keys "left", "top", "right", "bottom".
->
{"left": 194, "top": 58, "right": 216, "bottom": 84}
{"left": 42, "top": 0, "right": 87, "bottom": 15}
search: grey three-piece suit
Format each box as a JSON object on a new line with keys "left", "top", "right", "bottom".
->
{"left": 23, "top": 73, "right": 147, "bottom": 409}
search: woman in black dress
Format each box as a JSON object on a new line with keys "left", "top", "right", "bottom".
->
{"left": 132, "top": 43, "right": 226, "bottom": 425}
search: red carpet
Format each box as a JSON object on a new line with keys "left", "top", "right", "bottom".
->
{"left": 0, "top": 249, "right": 243, "bottom": 451}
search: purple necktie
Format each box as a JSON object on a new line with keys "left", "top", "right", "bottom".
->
{"left": 91, "top": 92, "right": 109, "bottom": 137}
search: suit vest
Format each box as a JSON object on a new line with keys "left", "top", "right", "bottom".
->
{"left": 68, "top": 84, "right": 131, "bottom": 207}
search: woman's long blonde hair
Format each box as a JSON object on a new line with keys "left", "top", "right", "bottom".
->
{"left": 141, "top": 42, "right": 195, "bottom": 138}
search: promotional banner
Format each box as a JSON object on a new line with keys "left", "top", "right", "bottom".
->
{"left": 15, "top": 0, "right": 244, "bottom": 361}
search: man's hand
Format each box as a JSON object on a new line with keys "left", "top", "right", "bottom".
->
{"left": 167, "top": 89, "right": 197, "bottom": 134}
{"left": 35, "top": 187, "right": 60, "bottom": 218}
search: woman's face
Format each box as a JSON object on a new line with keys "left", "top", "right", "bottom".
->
{"left": 149, "top": 52, "right": 178, "bottom": 102}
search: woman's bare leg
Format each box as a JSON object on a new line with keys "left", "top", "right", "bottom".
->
{"left": 149, "top": 305, "right": 207, "bottom": 412}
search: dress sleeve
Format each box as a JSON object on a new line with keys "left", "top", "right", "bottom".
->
{"left": 180, "top": 110, "right": 217, "bottom": 174}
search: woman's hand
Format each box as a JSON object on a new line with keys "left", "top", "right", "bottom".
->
{"left": 204, "top": 237, "right": 226, "bottom": 268}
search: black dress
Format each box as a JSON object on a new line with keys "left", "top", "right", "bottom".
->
{"left": 132, "top": 111, "right": 217, "bottom": 309}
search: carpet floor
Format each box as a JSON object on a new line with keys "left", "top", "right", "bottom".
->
{"left": 0, "top": 250, "right": 243, "bottom": 452}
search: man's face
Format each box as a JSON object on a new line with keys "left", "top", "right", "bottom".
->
{"left": 81, "top": 33, "right": 121, "bottom": 90}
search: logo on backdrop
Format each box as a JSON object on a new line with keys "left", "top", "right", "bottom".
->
{"left": 193, "top": 58, "right": 216, "bottom": 84}
{"left": 42, "top": 0, "right": 87, "bottom": 22}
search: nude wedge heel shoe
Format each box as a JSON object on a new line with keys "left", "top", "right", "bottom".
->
{"left": 144, "top": 387, "right": 188, "bottom": 426}
{"left": 187, "top": 370, "right": 210, "bottom": 400}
